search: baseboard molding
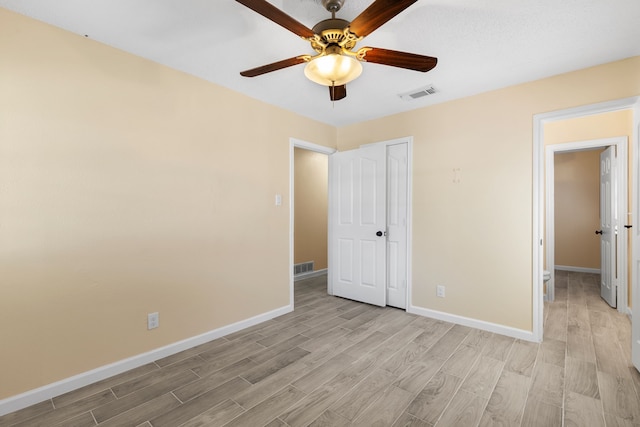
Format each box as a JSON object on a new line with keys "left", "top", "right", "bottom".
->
{"left": 294, "top": 268, "right": 327, "bottom": 281}
{"left": 408, "top": 305, "right": 537, "bottom": 343}
{"left": 555, "top": 265, "right": 601, "bottom": 274}
{"left": 0, "top": 304, "right": 293, "bottom": 417}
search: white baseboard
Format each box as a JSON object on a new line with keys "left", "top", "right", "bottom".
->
{"left": 555, "top": 265, "right": 601, "bottom": 274}
{"left": 408, "top": 305, "right": 537, "bottom": 343}
{"left": 294, "top": 268, "right": 327, "bottom": 281}
{"left": 0, "top": 304, "right": 293, "bottom": 417}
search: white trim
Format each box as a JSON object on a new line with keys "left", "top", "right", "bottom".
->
{"left": 533, "top": 96, "right": 640, "bottom": 343}
{"left": 545, "top": 136, "right": 628, "bottom": 309}
{"left": 294, "top": 268, "right": 328, "bottom": 281}
{"left": 555, "top": 265, "right": 601, "bottom": 274}
{"left": 289, "top": 138, "right": 336, "bottom": 307}
{"left": 408, "top": 305, "right": 535, "bottom": 342}
{"left": 0, "top": 305, "right": 291, "bottom": 417}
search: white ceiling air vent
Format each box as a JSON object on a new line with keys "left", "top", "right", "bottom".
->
{"left": 399, "top": 85, "right": 437, "bottom": 101}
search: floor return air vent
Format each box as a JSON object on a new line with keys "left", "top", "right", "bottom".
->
{"left": 294, "top": 261, "right": 314, "bottom": 276}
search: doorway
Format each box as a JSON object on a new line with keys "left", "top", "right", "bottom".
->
{"left": 532, "top": 96, "right": 640, "bottom": 371}
{"left": 289, "top": 138, "right": 336, "bottom": 307}
{"left": 545, "top": 138, "right": 628, "bottom": 310}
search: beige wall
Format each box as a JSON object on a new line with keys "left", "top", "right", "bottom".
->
{"left": 0, "top": 8, "right": 336, "bottom": 399}
{"left": 553, "top": 150, "right": 602, "bottom": 269}
{"left": 294, "top": 148, "right": 328, "bottom": 271}
{"left": 337, "top": 56, "right": 640, "bottom": 331}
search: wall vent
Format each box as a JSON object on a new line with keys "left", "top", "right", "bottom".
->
{"left": 294, "top": 261, "right": 314, "bottom": 276}
{"left": 399, "top": 85, "right": 437, "bottom": 101}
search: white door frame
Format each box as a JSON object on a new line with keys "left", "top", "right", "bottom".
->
{"left": 289, "top": 138, "right": 336, "bottom": 307}
{"left": 533, "top": 96, "right": 640, "bottom": 342}
{"left": 545, "top": 137, "right": 628, "bottom": 310}
{"left": 328, "top": 137, "right": 413, "bottom": 310}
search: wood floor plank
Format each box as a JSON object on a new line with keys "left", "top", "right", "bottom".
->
{"left": 480, "top": 334, "right": 515, "bottom": 362}
{"left": 248, "top": 333, "right": 311, "bottom": 365}
{"left": 434, "top": 389, "right": 487, "bottom": 427}
{"left": 441, "top": 344, "right": 481, "bottom": 378}
{"left": 222, "top": 385, "right": 306, "bottom": 427}
{"left": 58, "top": 411, "right": 96, "bottom": 427}
{"left": 520, "top": 397, "right": 561, "bottom": 427}
{"left": 92, "top": 369, "right": 198, "bottom": 423}
{"left": 392, "top": 412, "right": 434, "bottom": 427}
{"left": 300, "top": 316, "right": 346, "bottom": 338}
{"left": 308, "top": 410, "right": 351, "bottom": 427}
{"left": 381, "top": 341, "right": 429, "bottom": 376}
{"left": 232, "top": 339, "right": 342, "bottom": 410}
{"left": 540, "top": 338, "right": 566, "bottom": 367}
{"left": 407, "top": 371, "right": 463, "bottom": 424}
{"left": 331, "top": 368, "right": 397, "bottom": 421}
{"left": 564, "top": 391, "right": 606, "bottom": 427}
{"left": 460, "top": 355, "right": 504, "bottom": 399}
{"left": 393, "top": 356, "right": 444, "bottom": 394}
{"left": 94, "top": 393, "right": 181, "bottom": 427}
{"left": 279, "top": 354, "right": 383, "bottom": 427}
{"left": 241, "top": 347, "right": 310, "bottom": 384}
{"left": 110, "top": 355, "right": 204, "bottom": 398}
{"left": 342, "top": 330, "right": 389, "bottom": 359}
{"left": 12, "top": 390, "right": 115, "bottom": 427}
{"left": 175, "top": 358, "right": 258, "bottom": 402}
{"left": 479, "top": 370, "right": 529, "bottom": 427}
{"left": 528, "top": 361, "right": 564, "bottom": 407}
{"left": 411, "top": 321, "right": 453, "bottom": 351}
{"left": 597, "top": 371, "right": 640, "bottom": 423}
{"left": 154, "top": 337, "right": 227, "bottom": 368}
{"left": 592, "top": 328, "right": 632, "bottom": 379}
{"left": 567, "top": 329, "right": 596, "bottom": 363}
{"left": 565, "top": 357, "right": 600, "bottom": 399}
{"left": 603, "top": 412, "right": 638, "bottom": 427}
{"left": 256, "top": 323, "right": 311, "bottom": 348}
{"left": 422, "top": 325, "right": 468, "bottom": 360}
{"left": 352, "top": 386, "right": 414, "bottom": 427}
{"left": 0, "top": 399, "right": 54, "bottom": 426}
{"left": 291, "top": 352, "right": 356, "bottom": 393}
{"left": 504, "top": 340, "right": 538, "bottom": 377}
{"left": 148, "top": 377, "right": 251, "bottom": 427}
{"left": 52, "top": 363, "right": 159, "bottom": 409}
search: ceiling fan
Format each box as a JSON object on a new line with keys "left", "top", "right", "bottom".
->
{"left": 236, "top": 0, "right": 438, "bottom": 101}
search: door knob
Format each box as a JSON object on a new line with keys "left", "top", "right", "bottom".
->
{"left": 595, "top": 230, "right": 603, "bottom": 235}
{"left": 376, "top": 231, "right": 383, "bottom": 237}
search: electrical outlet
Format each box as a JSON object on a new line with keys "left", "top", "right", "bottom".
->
{"left": 436, "top": 285, "right": 445, "bottom": 298}
{"left": 147, "top": 312, "right": 159, "bottom": 330}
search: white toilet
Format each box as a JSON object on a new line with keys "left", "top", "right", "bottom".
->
{"left": 543, "top": 270, "right": 551, "bottom": 282}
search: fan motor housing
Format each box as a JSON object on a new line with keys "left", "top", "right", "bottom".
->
{"left": 311, "top": 18, "right": 358, "bottom": 52}
{"left": 322, "top": 0, "right": 345, "bottom": 12}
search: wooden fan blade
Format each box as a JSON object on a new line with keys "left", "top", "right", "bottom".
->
{"left": 360, "top": 47, "right": 437, "bottom": 72}
{"left": 236, "top": 0, "right": 315, "bottom": 38}
{"left": 329, "top": 84, "right": 347, "bottom": 101}
{"left": 240, "top": 56, "right": 308, "bottom": 77}
{"left": 349, "top": 0, "right": 418, "bottom": 38}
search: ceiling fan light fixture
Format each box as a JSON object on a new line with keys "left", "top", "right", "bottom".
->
{"left": 304, "top": 52, "right": 362, "bottom": 86}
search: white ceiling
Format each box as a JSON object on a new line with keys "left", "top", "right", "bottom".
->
{"left": 2, "top": 0, "right": 639, "bottom": 127}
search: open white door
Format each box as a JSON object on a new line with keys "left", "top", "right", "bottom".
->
{"left": 599, "top": 146, "right": 616, "bottom": 308}
{"left": 329, "top": 144, "right": 387, "bottom": 306}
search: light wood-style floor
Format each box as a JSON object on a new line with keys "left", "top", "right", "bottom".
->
{"left": 2, "top": 271, "right": 639, "bottom": 426}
